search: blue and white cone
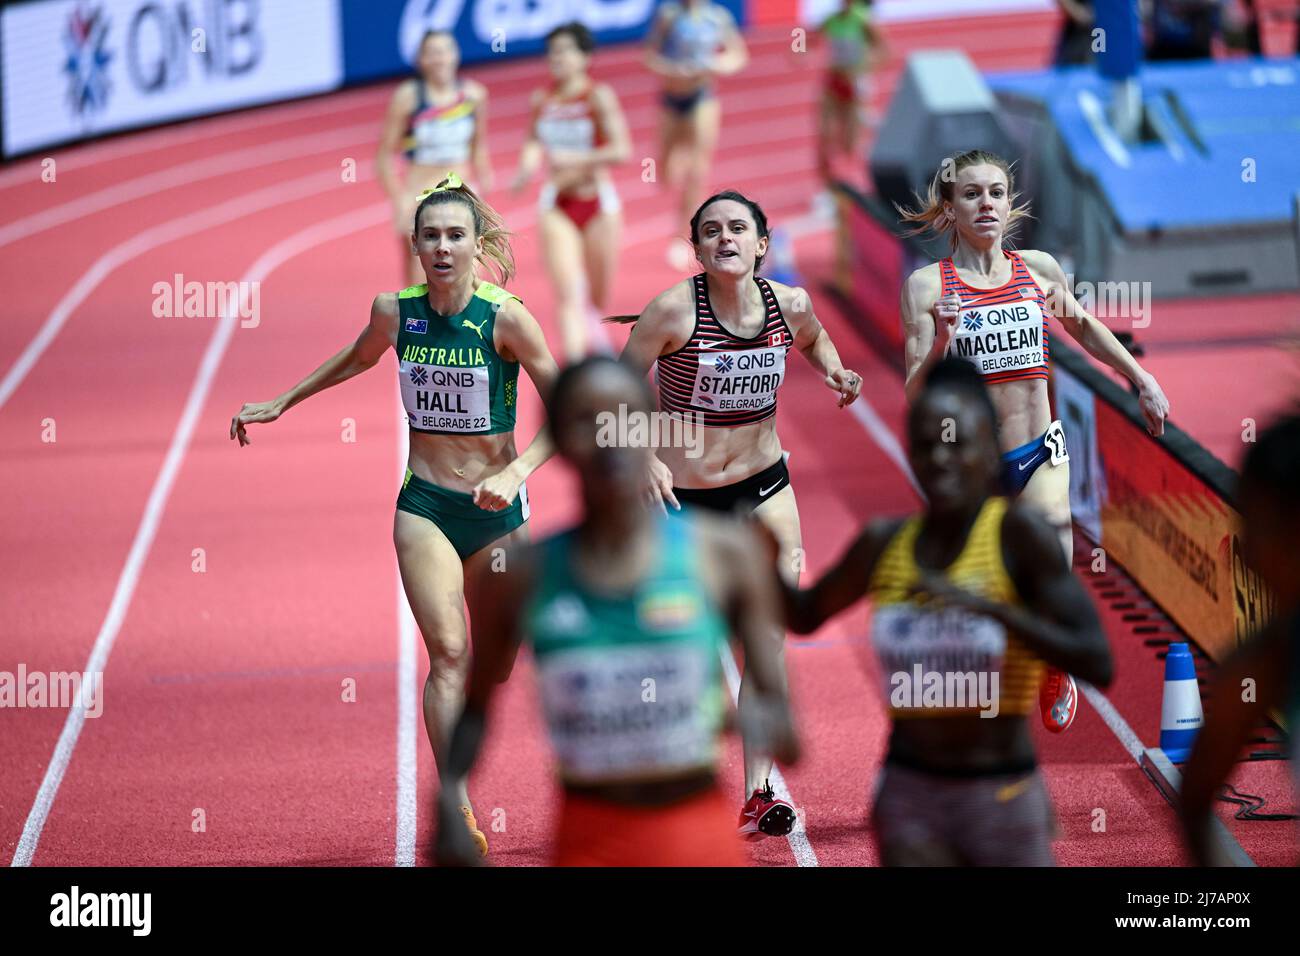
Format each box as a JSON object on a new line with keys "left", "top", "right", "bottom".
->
{"left": 1159, "top": 642, "right": 1203, "bottom": 762}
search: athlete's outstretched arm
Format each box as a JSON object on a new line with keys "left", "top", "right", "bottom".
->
{"left": 473, "top": 299, "right": 560, "bottom": 510}
{"left": 1022, "top": 249, "right": 1170, "bottom": 436}
{"left": 784, "top": 284, "right": 861, "bottom": 407}
{"left": 229, "top": 294, "right": 395, "bottom": 446}
{"left": 775, "top": 519, "right": 899, "bottom": 634}
{"left": 901, "top": 267, "right": 954, "bottom": 404}
{"left": 1180, "top": 623, "right": 1289, "bottom": 865}
{"left": 713, "top": 523, "right": 799, "bottom": 766}
{"left": 987, "top": 502, "right": 1113, "bottom": 685}
{"left": 435, "top": 550, "right": 534, "bottom": 866}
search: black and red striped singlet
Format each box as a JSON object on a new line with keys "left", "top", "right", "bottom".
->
{"left": 657, "top": 273, "right": 793, "bottom": 427}
{"left": 941, "top": 250, "right": 1050, "bottom": 387}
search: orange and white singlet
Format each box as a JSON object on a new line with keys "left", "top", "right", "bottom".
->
{"left": 941, "top": 250, "right": 1050, "bottom": 387}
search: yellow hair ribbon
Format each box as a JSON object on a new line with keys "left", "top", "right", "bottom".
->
{"left": 416, "top": 171, "right": 464, "bottom": 202}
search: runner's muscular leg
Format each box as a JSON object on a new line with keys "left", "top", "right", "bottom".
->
{"left": 394, "top": 509, "right": 472, "bottom": 808}
{"left": 739, "top": 484, "right": 802, "bottom": 795}
{"left": 463, "top": 523, "right": 531, "bottom": 683}
{"left": 1018, "top": 455, "right": 1073, "bottom": 566}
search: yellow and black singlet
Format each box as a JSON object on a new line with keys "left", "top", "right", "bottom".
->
{"left": 867, "top": 497, "right": 1044, "bottom": 719}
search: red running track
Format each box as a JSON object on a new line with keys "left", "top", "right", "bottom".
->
{"left": 1, "top": 19, "right": 1292, "bottom": 867}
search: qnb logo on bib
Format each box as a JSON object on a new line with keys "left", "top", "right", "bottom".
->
{"left": 690, "top": 346, "right": 785, "bottom": 412}
{"left": 951, "top": 300, "right": 1045, "bottom": 376}
{"left": 402, "top": 362, "right": 490, "bottom": 432}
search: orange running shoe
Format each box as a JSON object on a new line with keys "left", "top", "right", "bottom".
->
{"left": 460, "top": 806, "right": 489, "bottom": 857}
{"left": 1040, "top": 668, "right": 1078, "bottom": 733}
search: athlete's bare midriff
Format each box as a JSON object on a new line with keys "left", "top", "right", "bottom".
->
{"left": 660, "top": 416, "right": 783, "bottom": 488}
{"left": 888, "top": 714, "right": 1037, "bottom": 774}
{"left": 407, "top": 429, "right": 518, "bottom": 492}
{"left": 546, "top": 165, "right": 612, "bottom": 201}
{"left": 988, "top": 377, "right": 1052, "bottom": 452}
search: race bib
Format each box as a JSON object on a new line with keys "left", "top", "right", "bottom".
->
{"left": 872, "top": 602, "right": 1007, "bottom": 711}
{"left": 537, "top": 644, "right": 720, "bottom": 781}
{"left": 413, "top": 113, "right": 474, "bottom": 163}
{"left": 1044, "top": 419, "right": 1069, "bottom": 466}
{"left": 950, "top": 299, "right": 1046, "bottom": 377}
{"left": 401, "top": 362, "right": 490, "bottom": 432}
{"left": 690, "top": 346, "right": 786, "bottom": 413}
{"left": 537, "top": 114, "right": 595, "bottom": 154}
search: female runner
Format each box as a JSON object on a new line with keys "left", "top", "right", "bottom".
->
{"left": 897, "top": 148, "right": 1169, "bottom": 733}
{"left": 436, "top": 356, "right": 798, "bottom": 866}
{"left": 644, "top": 1, "right": 749, "bottom": 270}
{"left": 231, "top": 174, "right": 558, "bottom": 857}
{"left": 616, "top": 189, "right": 862, "bottom": 838}
{"left": 378, "top": 30, "right": 493, "bottom": 286}
{"left": 816, "top": 0, "right": 885, "bottom": 185}
{"left": 774, "top": 358, "right": 1112, "bottom": 865}
{"left": 512, "top": 22, "right": 632, "bottom": 360}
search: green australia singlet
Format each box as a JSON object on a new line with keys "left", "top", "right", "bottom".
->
{"left": 523, "top": 513, "right": 731, "bottom": 786}
{"left": 396, "top": 281, "right": 520, "bottom": 435}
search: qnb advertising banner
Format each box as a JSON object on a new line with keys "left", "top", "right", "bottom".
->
{"left": 341, "top": 0, "right": 745, "bottom": 84}
{"left": 1053, "top": 347, "right": 1275, "bottom": 664}
{"left": 1, "top": 0, "right": 343, "bottom": 158}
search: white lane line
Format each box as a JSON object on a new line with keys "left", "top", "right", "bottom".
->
{"left": 0, "top": 36, "right": 799, "bottom": 193}
{"left": 0, "top": 123, "right": 380, "bottom": 248}
{"left": 10, "top": 201, "right": 389, "bottom": 867}
{"left": 718, "top": 648, "right": 819, "bottom": 867}
{"left": 0, "top": 161, "right": 376, "bottom": 411}
{"left": 846, "top": 398, "right": 924, "bottom": 500}
{"left": 1078, "top": 681, "right": 1145, "bottom": 761}
{"left": 0, "top": 89, "right": 818, "bottom": 415}
{"left": 395, "top": 407, "right": 419, "bottom": 867}
{"left": 0, "top": 86, "right": 392, "bottom": 191}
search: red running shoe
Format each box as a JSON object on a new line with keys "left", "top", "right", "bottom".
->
{"left": 1040, "top": 668, "right": 1078, "bottom": 733}
{"left": 737, "top": 780, "right": 797, "bottom": 839}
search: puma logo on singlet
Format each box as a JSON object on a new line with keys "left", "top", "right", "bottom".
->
{"left": 462, "top": 318, "right": 488, "bottom": 342}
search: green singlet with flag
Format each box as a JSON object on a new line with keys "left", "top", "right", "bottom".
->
{"left": 397, "top": 281, "right": 520, "bottom": 435}
{"left": 523, "top": 513, "right": 731, "bottom": 786}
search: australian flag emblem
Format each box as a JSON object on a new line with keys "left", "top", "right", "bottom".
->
{"left": 404, "top": 317, "right": 428, "bottom": 334}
